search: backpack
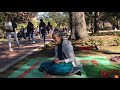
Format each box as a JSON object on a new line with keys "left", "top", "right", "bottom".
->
{"left": 12, "top": 21, "right": 17, "bottom": 28}
{"left": 5, "top": 21, "right": 13, "bottom": 32}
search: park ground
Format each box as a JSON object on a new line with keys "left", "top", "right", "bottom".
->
{"left": 0, "top": 30, "right": 120, "bottom": 78}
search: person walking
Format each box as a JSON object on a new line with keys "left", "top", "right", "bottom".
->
{"left": 39, "top": 19, "right": 46, "bottom": 43}
{"left": 4, "top": 16, "right": 20, "bottom": 51}
{"left": 27, "top": 21, "right": 35, "bottom": 43}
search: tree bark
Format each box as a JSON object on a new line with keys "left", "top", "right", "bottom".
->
{"left": 94, "top": 12, "right": 99, "bottom": 33}
{"left": 69, "top": 12, "right": 88, "bottom": 40}
{"left": 68, "top": 12, "right": 76, "bottom": 40}
{"left": 74, "top": 12, "right": 88, "bottom": 40}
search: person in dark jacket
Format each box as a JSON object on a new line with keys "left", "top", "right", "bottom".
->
{"left": 46, "top": 22, "right": 52, "bottom": 34}
{"left": 27, "top": 21, "right": 35, "bottom": 43}
{"left": 39, "top": 19, "right": 46, "bottom": 43}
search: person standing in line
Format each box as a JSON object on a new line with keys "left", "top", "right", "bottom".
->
{"left": 5, "top": 16, "right": 20, "bottom": 51}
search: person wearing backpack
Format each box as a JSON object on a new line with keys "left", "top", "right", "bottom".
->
{"left": 5, "top": 16, "right": 20, "bottom": 51}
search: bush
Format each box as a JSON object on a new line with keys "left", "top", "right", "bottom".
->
{"left": 80, "top": 38, "right": 104, "bottom": 46}
{"left": 72, "top": 38, "right": 105, "bottom": 46}
{"left": 17, "top": 23, "right": 27, "bottom": 30}
{"left": 113, "top": 38, "right": 120, "bottom": 46}
{"left": 97, "top": 39, "right": 104, "bottom": 46}
{"left": 89, "top": 31, "right": 120, "bottom": 36}
{"left": 32, "top": 21, "right": 39, "bottom": 28}
{"left": 88, "top": 38, "right": 97, "bottom": 45}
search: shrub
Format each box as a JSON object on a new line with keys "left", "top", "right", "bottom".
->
{"left": 97, "top": 39, "right": 104, "bottom": 46}
{"left": 88, "top": 38, "right": 97, "bottom": 45}
{"left": 89, "top": 31, "right": 120, "bottom": 36}
{"left": 82, "top": 38, "right": 104, "bottom": 46}
{"left": 17, "top": 23, "right": 27, "bottom": 30}
{"left": 113, "top": 38, "right": 120, "bottom": 46}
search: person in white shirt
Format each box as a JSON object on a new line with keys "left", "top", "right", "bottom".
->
{"left": 5, "top": 16, "right": 20, "bottom": 51}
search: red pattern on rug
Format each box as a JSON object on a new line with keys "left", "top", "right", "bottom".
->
{"left": 17, "top": 61, "right": 40, "bottom": 78}
{"left": 80, "top": 60, "right": 99, "bottom": 66}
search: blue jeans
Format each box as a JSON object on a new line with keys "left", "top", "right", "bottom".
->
{"left": 41, "top": 33, "right": 46, "bottom": 43}
{"left": 39, "top": 61, "right": 73, "bottom": 75}
{"left": 28, "top": 33, "right": 35, "bottom": 42}
{"left": 6, "top": 32, "right": 20, "bottom": 48}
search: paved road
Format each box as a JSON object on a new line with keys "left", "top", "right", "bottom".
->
{"left": 0, "top": 35, "right": 53, "bottom": 73}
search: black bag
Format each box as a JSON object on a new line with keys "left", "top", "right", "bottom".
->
{"left": 5, "top": 29, "right": 14, "bottom": 32}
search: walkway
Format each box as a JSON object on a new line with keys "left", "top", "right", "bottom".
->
{"left": 0, "top": 35, "right": 52, "bottom": 73}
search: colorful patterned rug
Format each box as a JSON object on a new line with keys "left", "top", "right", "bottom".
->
{"left": 8, "top": 56, "right": 120, "bottom": 78}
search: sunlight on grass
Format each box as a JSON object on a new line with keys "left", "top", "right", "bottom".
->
{"left": 100, "top": 46, "right": 120, "bottom": 52}
{"left": 0, "top": 39, "right": 8, "bottom": 42}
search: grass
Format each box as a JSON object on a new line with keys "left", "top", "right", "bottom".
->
{"left": 0, "top": 38, "right": 8, "bottom": 42}
{"left": 1, "top": 35, "right": 120, "bottom": 77}
{"left": 89, "top": 31, "right": 120, "bottom": 36}
{"left": 2, "top": 42, "right": 120, "bottom": 77}
{"left": 98, "top": 46, "right": 120, "bottom": 53}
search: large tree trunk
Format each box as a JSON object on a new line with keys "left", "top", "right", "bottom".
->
{"left": 69, "top": 12, "right": 88, "bottom": 40}
{"left": 94, "top": 12, "right": 99, "bottom": 33}
{"left": 75, "top": 12, "right": 88, "bottom": 40}
{"left": 68, "top": 12, "right": 76, "bottom": 40}
{"left": 116, "top": 18, "right": 119, "bottom": 29}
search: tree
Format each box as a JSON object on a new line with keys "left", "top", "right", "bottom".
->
{"left": 99, "top": 12, "right": 120, "bottom": 29}
{"left": 85, "top": 12, "right": 93, "bottom": 26}
{"left": 0, "top": 12, "right": 37, "bottom": 38}
{"left": 68, "top": 12, "right": 76, "bottom": 40}
{"left": 69, "top": 12, "right": 88, "bottom": 40}
{"left": 68, "top": 12, "right": 75, "bottom": 40}
{"left": 94, "top": 12, "right": 99, "bottom": 33}
{"left": 38, "top": 12, "right": 69, "bottom": 28}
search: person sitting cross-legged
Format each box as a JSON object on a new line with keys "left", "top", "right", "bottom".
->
{"left": 39, "top": 30, "right": 82, "bottom": 76}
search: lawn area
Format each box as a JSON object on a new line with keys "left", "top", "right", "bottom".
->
{"left": 1, "top": 35, "right": 120, "bottom": 78}
{"left": 0, "top": 39, "right": 8, "bottom": 42}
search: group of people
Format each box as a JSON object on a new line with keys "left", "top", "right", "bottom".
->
{"left": 4, "top": 16, "right": 53, "bottom": 51}
{"left": 18, "top": 19, "right": 53, "bottom": 42}
{"left": 4, "top": 16, "right": 82, "bottom": 76}
{"left": 19, "top": 19, "right": 53, "bottom": 43}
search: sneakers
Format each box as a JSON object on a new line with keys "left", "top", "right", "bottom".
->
{"left": 10, "top": 48, "right": 13, "bottom": 51}
{"left": 18, "top": 44, "right": 22, "bottom": 48}
{"left": 76, "top": 71, "right": 81, "bottom": 76}
{"left": 19, "top": 44, "right": 22, "bottom": 47}
{"left": 32, "top": 41, "right": 35, "bottom": 43}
